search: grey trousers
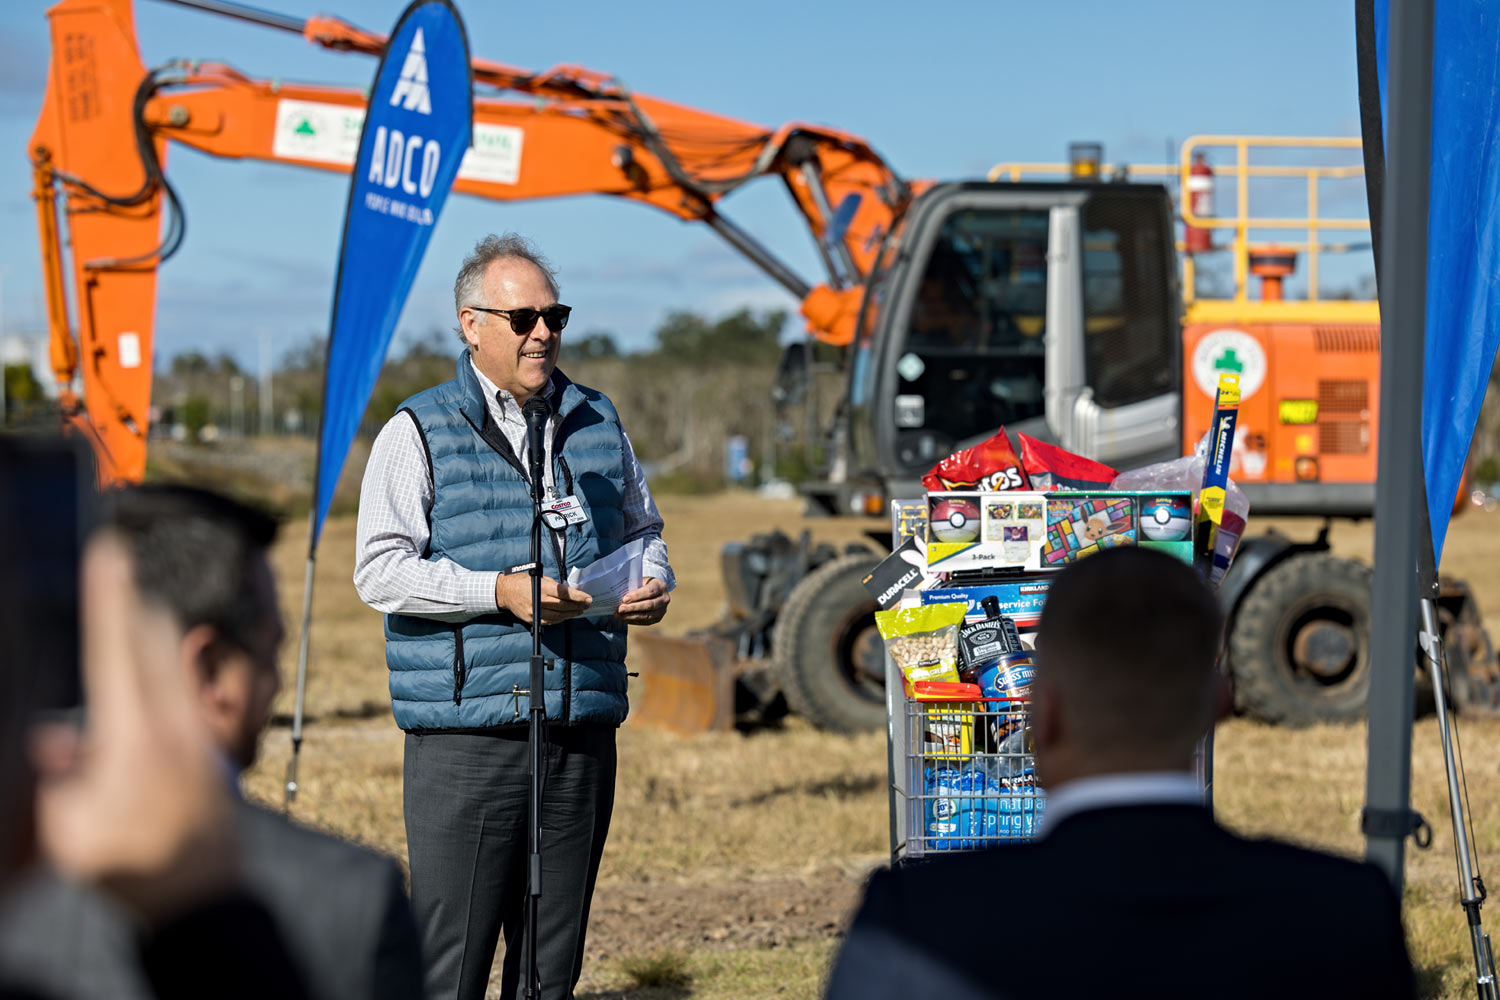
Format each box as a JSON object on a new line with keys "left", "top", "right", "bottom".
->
{"left": 403, "top": 725, "right": 617, "bottom": 1000}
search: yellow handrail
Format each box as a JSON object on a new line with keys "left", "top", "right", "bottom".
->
{"left": 988, "top": 135, "right": 1371, "bottom": 307}
{"left": 986, "top": 162, "right": 1175, "bottom": 182}
{"left": 1180, "top": 135, "right": 1368, "bottom": 305}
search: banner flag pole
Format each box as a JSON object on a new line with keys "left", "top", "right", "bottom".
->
{"left": 284, "top": 511, "right": 317, "bottom": 807}
{"left": 282, "top": 0, "right": 473, "bottom": 805}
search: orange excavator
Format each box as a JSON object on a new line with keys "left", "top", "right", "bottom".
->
{"left": 31, "top": 0, "right": 1497, "bottom": 733}
{"left": 31, "top": 0, "right": 900, "bottom": 485}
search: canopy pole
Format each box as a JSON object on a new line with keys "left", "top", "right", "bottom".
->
{"left": 1362, "top": 0, "right": 1432, "bottom": 892}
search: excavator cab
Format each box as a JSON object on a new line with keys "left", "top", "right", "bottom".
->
{"left": 842, "top": 181, "right": 1182, "bottom": 501}
{"left": 756, "top": 180, "right": 1185, "bottom": 731}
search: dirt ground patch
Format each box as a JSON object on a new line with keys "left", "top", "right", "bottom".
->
{"left": 586, "top": 872, "right": 859, "bottom": 961}
{"left": 249, "top": 502, "right": 1500, "bottom": 999}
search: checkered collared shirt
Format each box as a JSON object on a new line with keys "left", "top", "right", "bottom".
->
{"left": 353, "top": 357, "right": 675, "bottom": 621}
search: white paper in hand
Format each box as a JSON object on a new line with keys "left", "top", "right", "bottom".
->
{"left": 565, "top": 538, "right": 645, "bottom": 619}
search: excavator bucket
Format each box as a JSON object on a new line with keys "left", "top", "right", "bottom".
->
{"left": 626, "top": 633, "right": 739, "bottom": 734}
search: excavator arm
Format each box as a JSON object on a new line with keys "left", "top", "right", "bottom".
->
{"left": 30, "top": 0, "right": 911, "bottom": 483}
{"left": 31, "top": 0, "right": 172, "bottom": 483}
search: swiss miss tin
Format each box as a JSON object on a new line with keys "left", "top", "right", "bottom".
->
{"left": 975, "top": 650, "right": 1037, "bottom": 748}
{"left": 974, "top": 651, "right": 1036, "bottom": 701}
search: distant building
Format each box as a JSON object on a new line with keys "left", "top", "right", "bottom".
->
{"left": 0, "top": 334, "right": 59, "bottom": 399}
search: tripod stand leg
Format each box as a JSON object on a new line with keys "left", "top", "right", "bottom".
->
{"left": 527, "top": 683, "right": 544, "bottom": 1000}
{"left": 1421, "top": 597, "right": 1497, "bottom": 1000}
{"left": 527, "top": 463, "right": 547, "bottom": 1000}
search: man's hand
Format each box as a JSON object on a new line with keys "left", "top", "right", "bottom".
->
{"left": 617, "top": 577, "right": 670, "bottom": 626}
{"left": 32, "top": 533, "right": 237, "bottom": 925}
{"left": 496, "top": 572, "right": 593, "bottom": 624}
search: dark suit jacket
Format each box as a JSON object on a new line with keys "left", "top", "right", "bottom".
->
{"left": 0, "top": 800, "right": 422, "bottom": 1000}
{"left": 826, "top": 805, "right": 1415, "bottom": 1000}
{"left": 3, "top": 893, "right": 307, "bottom": 1000}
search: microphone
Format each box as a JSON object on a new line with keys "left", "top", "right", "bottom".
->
{"left": 523, "top": 395, "right": 549, "bottom": 498}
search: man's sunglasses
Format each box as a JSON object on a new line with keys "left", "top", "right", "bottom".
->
{"left": 467, "top": 304, "right": 572, "bottom": 335}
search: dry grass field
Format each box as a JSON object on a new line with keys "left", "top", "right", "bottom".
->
{"left": 244, "top": 496, "right": 1500, "bottom": 999}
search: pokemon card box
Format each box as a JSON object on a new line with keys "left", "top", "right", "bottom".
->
{"left": 926, "top": 492, "right": 1048, "bottom": 573}
{"left": 1040, "top": 491, "right": 1193, "bottom": 567}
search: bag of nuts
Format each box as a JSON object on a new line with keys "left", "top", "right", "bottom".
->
{"left": 875, "top": 602, "right": 967, "bottom": 695}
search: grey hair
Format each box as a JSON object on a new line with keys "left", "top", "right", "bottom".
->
{"left": 453, "top": 233, "right": 561, "bottom": 347}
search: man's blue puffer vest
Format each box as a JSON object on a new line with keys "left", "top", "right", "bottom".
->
{"left": 383, "top": 355, "right": 630, "bottom": 731}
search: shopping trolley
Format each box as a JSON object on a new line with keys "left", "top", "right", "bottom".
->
{"left": 885, "top": 673, "right": 1214, "bottom": 864}
{"left": 878, "top": 498, "right": 1216, "bottom": 864}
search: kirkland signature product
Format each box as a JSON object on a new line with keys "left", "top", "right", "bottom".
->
{"left": 876, "top": 602, "right": 967, "bottom": 693}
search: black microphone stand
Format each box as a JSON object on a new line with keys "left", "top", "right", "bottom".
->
{"left": 522, "top": 395, "right": 549, "bottom": 1000}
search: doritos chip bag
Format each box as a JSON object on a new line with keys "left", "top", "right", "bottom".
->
{"left": 1018, "top": 433, "right": 1118, "bottom": 491}
{"left": 922, "top": 427, "right": 1030, "bottom": 492}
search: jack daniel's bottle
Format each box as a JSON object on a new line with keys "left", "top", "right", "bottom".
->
{"left": 957, "top": 596, "right": 1022, "bottom": 679}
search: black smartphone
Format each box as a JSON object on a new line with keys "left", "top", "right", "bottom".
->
{"left": 0, "top": 434, "right": 96, "bottom": 717}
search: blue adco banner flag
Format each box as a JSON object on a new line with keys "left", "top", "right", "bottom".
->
{"left": 1373, "top": 0, "right": 1500, "bottom": 564}
{"left": 311, "top": 0, "right": 472, "bottom": 546}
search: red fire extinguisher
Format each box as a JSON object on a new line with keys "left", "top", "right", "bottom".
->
{"left": 1184, "top": 152, "right": 1214, "bottom": 254}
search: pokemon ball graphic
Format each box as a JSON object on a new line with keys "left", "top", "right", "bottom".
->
{"left": 1141, "top": 498, "right": 1192, "bottom": 541}
{"left": 930, "top": 499, "right": 981, "bottom": 543}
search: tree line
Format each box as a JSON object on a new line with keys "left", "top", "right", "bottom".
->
{"left": 145, "top": 307, "right": 813, "bottom": 494}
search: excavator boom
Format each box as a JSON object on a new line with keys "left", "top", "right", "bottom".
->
{"left": 30, "top": 0, "right": 909, "bottom": 484}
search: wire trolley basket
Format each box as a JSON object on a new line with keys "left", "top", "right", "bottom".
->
{"left": 903, "top": 691, "right": 1042, "bottom": 857}
{"left": 886, "top": 680, "right": 1213, "bottom": 862}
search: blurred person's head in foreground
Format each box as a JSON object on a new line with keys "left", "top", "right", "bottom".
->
{"left": 102, "top": 485, "right": 283, "bottom": 770}
{"left": 1032, "top": 547, "right": 1227, "bottom": 790}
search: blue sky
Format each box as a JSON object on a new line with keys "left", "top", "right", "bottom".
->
{"left": 0, "top": 0, "right": 1371, "bottom": 370}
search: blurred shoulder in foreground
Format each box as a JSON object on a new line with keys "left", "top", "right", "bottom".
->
{"left": 0, "top": 485, "right": 419, "bottom": 1000}
{"left": 0, "top": 799, "right": 418, "bottom": 1000}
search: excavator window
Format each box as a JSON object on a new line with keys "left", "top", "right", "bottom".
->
{"left": 1079, "top": 194, "right": 1176, "bottom": 408}
{"left": 893, "top": 209, "right": 1049, "bottom": 449}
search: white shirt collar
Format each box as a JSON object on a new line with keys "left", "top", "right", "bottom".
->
{"left": 1039, "top": 770, "right": 1203, "bottom": 837}
{"left": 469, "top": 355, "right": 554, "bottom": 424}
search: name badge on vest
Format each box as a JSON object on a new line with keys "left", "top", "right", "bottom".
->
{"left": 542, "top": 495, "right": 589, "bottom": 530}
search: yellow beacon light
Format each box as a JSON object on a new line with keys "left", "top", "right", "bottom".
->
{"left": 1069, "top": 142, "right": 1103, "bottom": 180}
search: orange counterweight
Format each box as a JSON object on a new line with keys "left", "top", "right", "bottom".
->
{"left": 1182, "top": 313, "right": 1381, "bottom": 487}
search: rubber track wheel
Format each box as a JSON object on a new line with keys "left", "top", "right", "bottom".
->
{"left": 773, "top": 552, "right": 885, "bottom": 733}
{"left": 1229, "top": 553, "right": 1373, "bottom": 726}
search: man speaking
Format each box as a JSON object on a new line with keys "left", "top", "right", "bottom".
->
{"left": 355, "top": 233, "right": 674, "bottom": 1000}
